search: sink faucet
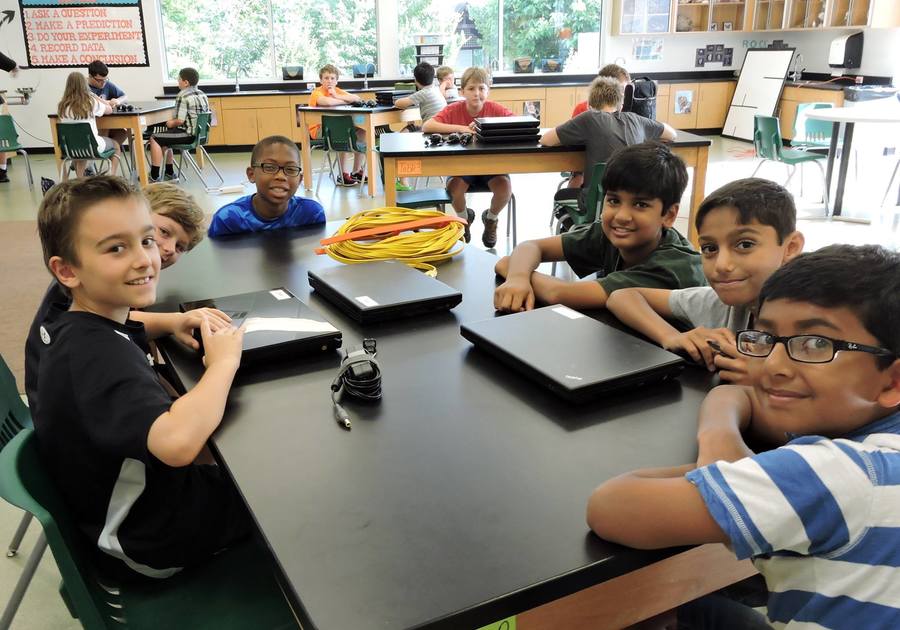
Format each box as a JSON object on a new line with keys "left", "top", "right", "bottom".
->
{"left": 234, "top": 67, "right": 241, "bottom": 93}
{"left": 790, "top": 54, "right": 805, "bottom": 82}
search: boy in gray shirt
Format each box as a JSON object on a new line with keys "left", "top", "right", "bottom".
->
{"left": 395, "top": 61, "right": 447, "bottom": 127}
{"left": 541, "top": 76, "right": 676, "bottom": 212}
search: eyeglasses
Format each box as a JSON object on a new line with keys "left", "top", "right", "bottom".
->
{"left": 252, "top": 163, "right": 301, "bottom": 177}
{"left": 91, "top": 75, "right": 108, "bottom": 84}
{"left": 736, "top": 329, "right": 895, "bottom": 364}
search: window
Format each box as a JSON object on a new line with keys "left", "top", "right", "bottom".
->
{"left": 397, "top": 0, "right": 601, "bottom": 76}
{"left": 159, "top": 0, "right": 377, "bottom": 81}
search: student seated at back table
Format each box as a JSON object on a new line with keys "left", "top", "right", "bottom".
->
{"left": 607, "top": 178, "right": 804, "bottom": 385}
{"left": 587, "top": 244, "right": 900, "bottom": 629}
{"left": 24, "top": 180, "right": 226, "bottom": 416}
{"left": 435, "top": 65, "right": 459, "bottom": 101}
{"left": 423, "top": 66, "right": 514, "bottom": 249}
{"left": 34, "top": 176, "right": 251, "bottom": 577}
{"left": 565, "top": 63, "right": 632, "bottom": 189}
{"left": 86, "top": 59, "right": 130, "bottom": 153}
{"left": 147, "top": 67, "right": 209, "bottom": 182}
{"left": 394, "top": 61, "right": 447, "bottom": 129}
{"left": 308, "top": 64, "right": 366, "bottom": 187}
{"left": 208, "top": 135, "right": 325, "bottom": 238}
{"left": 541, "top": 75, "right": 676, "bottom": 212}
{"left": 57, "top": 71, "right": 122, "bottom": 177}
{"left": 494, "top": 142, "right": 705, "bottom": 312}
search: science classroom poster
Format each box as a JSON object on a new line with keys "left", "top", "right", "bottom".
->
{"left": 18, "top": 0, "right": 149, "bottom": 68}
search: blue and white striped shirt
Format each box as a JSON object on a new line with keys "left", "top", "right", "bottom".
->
{"left": 687, "top": 410, "right": 900, "bottom": 629}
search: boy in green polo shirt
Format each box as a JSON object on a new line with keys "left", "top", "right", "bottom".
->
{"left": 494, "top": 142, "right": 705, "bottom": 312}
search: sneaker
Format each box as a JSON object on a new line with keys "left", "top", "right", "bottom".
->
{"left": 0, "top": 170, "right": 8, "bottom": 184}
{"left": 335, "top": 172, "right": 356, "bottom": 187}
{"left": 350, "top": 170, "right": 367, "bottom": 184}
{"left": 481, "top": 210, "right": 498, "bottom": 248}
{"left": 163, "top": 172, "right": 179, "bottom": 182}
{"left": 460, "top": 208, "right": 475, "bottom": 243}
{"left": 395, "top": 181, "right": 413, "bottom": 192}
{"left": 40, "top": 177, "right": 57, "bottom": 196}
{"left": 83, "top": 165, "right": 96, "bottom": 177}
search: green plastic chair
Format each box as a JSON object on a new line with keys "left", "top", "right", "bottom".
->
{"left": 56, "top": 122, "right": 127, "bottom": 181}
{"left": 0, "top": 428, "right": 298, "bottom": 630}
{"left": 551, "top": 161, "right": 605, "bottom": 275}
{"left": 320, "top": 115, "right": 368, "bottom": 195}
{"left": 0, "top": 114, "right": 34, "bottom": 189}
{"left": 752, "top": 114, "right": 829, "bottom": 209}
{"left": 790, "top": 102, "right": 834, "bottom": 150}
{"left": 0, "top": 352, "right": 43, "bottom": 630}
{"left": 158, "top": 111, "right": 225, "bottom": 191}
{"left": 393, "top": 82, "right": 416, "bottom": 91}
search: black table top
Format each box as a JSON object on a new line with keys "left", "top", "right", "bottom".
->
{"left": 378, "top": 130, "right": 712, "bottom": 157}
{"left": 48, "top": 100, "right": 174, "bottom": 119}
{"left": 155, "top": 223, "right": 715, "bottom": 630}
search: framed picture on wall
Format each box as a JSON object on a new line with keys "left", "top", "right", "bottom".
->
{"left": 710, "top": 22, "right": 718, "bottom": 31}
{"left": 724, "top": 21, "right": 734, "bottom": 31}
{"left": 674, "top": 90, "right": 693, "bottom": 115}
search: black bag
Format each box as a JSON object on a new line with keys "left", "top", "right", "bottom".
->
{"left": 627, "top": 77, "right": 657, "bottom": 120}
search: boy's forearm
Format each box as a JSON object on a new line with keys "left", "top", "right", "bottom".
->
{"left": 148, "top": 361, "right": 238, "bottom": 467}
{"left": 130, "top": 310, "right": 174, "bottom": 340}
{"left": 696, "top": 385, "right": 755, "bottom": 465}
{"left": 315, "top": 95, "right": 344, "bottom": 106}
{"left": 422, "top": 119, "right": 467, "bottom": 134}
{"left": 504, "top": 241, "right": 544, "bottom": 280}
{"left": 531, "top": 274, "right": 609, "bottom": 309}
{"left": 607, "top": 291, "right": 680, "bottom": 345}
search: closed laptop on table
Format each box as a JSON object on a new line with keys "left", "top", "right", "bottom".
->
{"left": 179, "top": 287, "right": 342, "bottom": 362}
{"left": 308, "top": 261, "right": 462, "bottom": 323}
{"left": 473, "top": 116, "right": 540, "bottom": 130}
{"left": 460, "top": 305, "right": 684, "bottom": 402}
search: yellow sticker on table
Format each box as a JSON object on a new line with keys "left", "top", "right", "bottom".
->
{"left": 476, "top": 616, "right": 515, "bottom": 630}
{"left": 397, "top": 160, "right": 423, "bottom": 176}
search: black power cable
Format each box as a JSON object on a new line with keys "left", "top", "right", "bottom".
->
{"left": 330, "top": 338, "right": 382, "bottom": 430}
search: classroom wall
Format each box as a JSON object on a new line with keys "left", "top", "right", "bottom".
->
{"left": 0, "top": 0, "right": 167, "bottom": 149}
{"left": 603, "top": 26, "right": 900, "bottom": 80}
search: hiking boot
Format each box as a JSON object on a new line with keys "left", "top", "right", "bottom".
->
{"left": 460, "top": 208, "right": 475, "bottom": 243}
{"left": 481, "top": 210, "right": 498, "bottom": 248}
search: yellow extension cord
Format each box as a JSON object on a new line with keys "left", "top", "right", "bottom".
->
{"left": 318, "top": 208, "right": 466, "bottom": 277}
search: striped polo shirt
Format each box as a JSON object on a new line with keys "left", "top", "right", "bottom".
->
{"left": 687, "top": 410, "right": 900, "bottom": 629}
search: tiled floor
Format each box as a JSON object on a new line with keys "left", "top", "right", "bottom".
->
{"left": 0, "top": 135, "right": 898, "bottom": 629}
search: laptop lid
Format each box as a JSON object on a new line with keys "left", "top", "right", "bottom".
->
{"left": 473, "top": 116, "right": 540, "bottom": 129}
{"left": 460, "top": 305, "right": 684, "bottom": 402}
{"left": 180, "top": 287, "right": 342, "bottom": 362}
{"left": 308, "top": 261, "right": 462, "bottom": 323}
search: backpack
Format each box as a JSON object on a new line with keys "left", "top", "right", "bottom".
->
{"left": 627, "top": 77, "right": 657, "bottom": 120}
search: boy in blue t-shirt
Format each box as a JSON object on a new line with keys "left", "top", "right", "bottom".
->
{"left": 587, "top": 244, "right": 900, "bottom": 629}
{"left": 208, "top": 135, "right": 325, "bottom": 237}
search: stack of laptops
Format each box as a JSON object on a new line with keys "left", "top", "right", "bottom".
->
{"left": 179, "top": 287, "right": 342, "bottom": 364}
{"left": 308, "top": 261, "right": 462, "bottom": 324}
{"left": 375, "top": 90, "right": 412, "bottom": 106}
{"left": 474, "top": 116, "right": 540, "bottom": 144}
{"left": 460, "top": 305, "right": 685, "bottom": 403}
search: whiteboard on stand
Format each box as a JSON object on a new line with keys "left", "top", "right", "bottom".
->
{"left": 722, "top": 48, "right": 796, "bottom": 142}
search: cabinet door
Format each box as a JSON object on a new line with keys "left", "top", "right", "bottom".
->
{"left": 656, "top": 92, "right": 670, "bottom": 124}
{"left": 206, "top": 98, "right": 224, "bottom": 146}
{"left": 668, "top": 83, "right": 699, "bottom": 129}
{"left": 696, "top": 82, "right": 733, "bottom": 128}
{"left": 257, "top": 107, "right": 294, "bottom": 140}
{"left": 544, "top": 87, "right": 576, "bottom": 127}
{"left": 223, "top": 109, "right": 259, "bottom": 146}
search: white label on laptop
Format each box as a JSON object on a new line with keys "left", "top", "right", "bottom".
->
{"left": 243, "top": 317, "right": 338, "bottom": 334}
{"left": 552, "top": 305, "right": 584, "bottom": 319}
{"left": 269, "top": 289, "right": 291, "bottom": 301}
{"left": 354, "top": 295, "right": 379, "bottom": 307}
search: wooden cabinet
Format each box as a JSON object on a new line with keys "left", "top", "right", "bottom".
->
{"left": 710, "top": 0, "right": 749, "bottom": 30}
{"left": 545, "top": 87, "right": 577, "bottom": 128}
{"left": 221, "top": 95, "right": 294, "bottom": 146}
{"left": 614, "top": 0, "right": 671, "bottom": 34}
{"left": 222, "top": 109, "right": 259, "bottom": 146}
{"left": 696, "top": 81, "right": 735, "bottom": 128}
{"left": 206, "top": 98, "right": 224, "bottom": 146}
{"left": 491, "top": 87, "right": 546, "bottom": 126}
{"left": 777, "top": 86, "right": 844, "bottom": 140}
{"left": 659, "top": 81, "right": 735, "bottom": 129}
{"left": 668, "top": 83, "right": 700, "bottom": 129}
{"left": 754, "top": 0, "right": 787, "bottom": 28}
{"left": 787, "top": 0, "right": 827, "bottom": 27}
{"left": 656, "top": 83, "right": 671, "bottom": 125}
{"left": 256, "top": 107, "right": 294, "bottom": 140}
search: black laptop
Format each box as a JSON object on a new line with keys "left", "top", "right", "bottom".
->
{"left": 308, "top": 261, "right": 462, "bottom": 323}
{"left": 473, "top": 116, "right": 540, "bottom": 130}
{"left": 460, "top": 305, "right": 685, "bottom": 402}
{"left": 179, "top": 287, "right": 342, "bottom": 363}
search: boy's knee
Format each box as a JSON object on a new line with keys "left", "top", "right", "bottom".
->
{"left": 447, "top": 178, "right": 469, "bottom": 195}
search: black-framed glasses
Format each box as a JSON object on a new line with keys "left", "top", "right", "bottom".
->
{"left": 91, "top": 75, "right": 108, "bottom": 84}
{"left": 736, "top": 329, "right": 895, "bottom": 364}
{"left": 252, "top": 163, "right": 301, "bottom": 177}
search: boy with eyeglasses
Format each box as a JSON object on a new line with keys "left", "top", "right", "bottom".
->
{"left": 208, "top": 135, "right": 325, "bottom": 237}
{"left": 587, "top": 244, "right": 900, "bottom": 628}
{"left": 86, "top": 59, "right": 129, "bottom": 152}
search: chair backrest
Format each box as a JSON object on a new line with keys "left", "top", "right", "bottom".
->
{"left": 322, "top": 115, "right": 361, "bottom": 153}
{"left": 0, "top": 353, "right": 31, "bottom": 449}
{"left": 0, "top": 429, "right": 112, "bottom": 629}
{"left": 56, "top": 122, "right": 103, "bottom": 159}
{"left": 193, "top": 111, "right": 211, "bottom": 147}
{"left": 352, "top": 63, "right": 375, "bottom": 78}
{"left": 0, "top": 114, "right": 22, "bottom": 151}
{"left": 753, "top": 115, "right": 784, "bottom": 161}
{"left": 794, "top": 102, "right": 833, "bottom": 145}
{"left": 582, "top": 161, "right": 606, "bottom": 225}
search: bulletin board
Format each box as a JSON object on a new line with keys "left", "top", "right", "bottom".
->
{"left": 18, "top": 0, "right": 149, "bottom": 68}
{"left": 721, "top": 48, "right": 795, "bottom": 142}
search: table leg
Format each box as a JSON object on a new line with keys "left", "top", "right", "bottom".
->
{"left": 49, "top": 119, "right": 62, "bottom": 177}
{"left": 383, "top": 157, "right": 398, "bottom": 207}
{"left": 824, "top": 122, "right": 839, "bottom": 201}
{"left": 832, "top": 122, "right": 854, "bottom": 218}
{"left": 365, "top": 118, "right": 377, "bottom": 197}
{"left": 687, "top": 145, "right": 708, "bottom": 249}
{"left": 300, "top": 112, "right": 313, "bottom": 191}
{"left": 130, "top": 116, "right": 149, "bottom": 187}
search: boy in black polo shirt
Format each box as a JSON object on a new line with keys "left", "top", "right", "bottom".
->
{"left": 34, "top": 176, "right": 249, "bottom": 577}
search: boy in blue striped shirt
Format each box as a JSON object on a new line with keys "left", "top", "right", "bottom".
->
{"left": 587, "top": 244, "right": 900, "bottom": 629}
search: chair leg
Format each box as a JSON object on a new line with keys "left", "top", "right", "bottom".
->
{"left": 7, "top": 512, "right": 32, "bottom": 557}
{"left": 881, "top": 159, "right": 900, "bottom": 207}
{"left": 799, "top": 160, "right": 805, "bottom": 197}
{"left": 750, "top": 159, "right": 767, "bottom": 178}
{"left": 813, "top": 160, "right": 830, "bottom": 213}
{"left": 0, "top": 532, "right": 47, "bottom": 630}
{"left": 59, "top": 158, "right": 70, "bottom": 182}
{"left": 784, "top": 164, "right": 796, "bottom": 188}
{"left": 197, "top": 146, "right": 225, "bottom": 189}
{"left": 16, "top": 150, "right": 34, "bottom": 190}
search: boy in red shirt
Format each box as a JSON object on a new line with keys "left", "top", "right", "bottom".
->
{"left": 423, "top": 67, "right": 513, "bottom": 248}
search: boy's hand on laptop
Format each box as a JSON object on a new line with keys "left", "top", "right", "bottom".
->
{"left": 714, "top": 352, "right": 751, "bottom": 385}
{"left": 494, "top": 277, "right": 535, "bottom": 312}
{"left": 663, "top": 327, "right": 736, "bottom": 371}
{"left": 200, "top": 317, "right": 244, "bottom": 372}
{"left": 175, "top": 308, "right": 232, "bottom": 350}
